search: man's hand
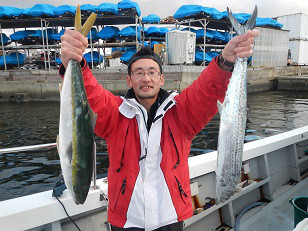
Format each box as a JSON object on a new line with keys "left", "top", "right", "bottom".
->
{"left": 60, "top": 30, "right": 88, "bottom": 68}
{"left": 222, "top": 29, "right": 260, "bottom": 63}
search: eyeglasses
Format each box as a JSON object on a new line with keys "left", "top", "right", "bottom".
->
{"left": 131, "top": 70, "right": 161, "bottom": 79}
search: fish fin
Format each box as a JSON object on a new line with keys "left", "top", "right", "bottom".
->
{"left": 59, "top": 83, "right": 63, "bottom": 94}
{"left": 245, "top": 6, "right": 258, "bottom": 31}
{"left": 74, "top": 5, "right": 81, "bottom": 32}
{"left": 89, "top": 107, "right": 97, "bottom": 131}
{"left": 74, "top": 4, "right": 97, "bottom": 37}
{"left": 56, "top": 135, "right": 59, "bottom": 153}
{"left": 227, "top": 5, "right": 258, "bottom": 35}
{"left": 80, "top": 13, "right": 97, "bottom": 37}
{"left": 93, "top": 141, "right": 96, "bottom": 155}
{"left": 217, "top": 100, "right": 223, "bottom": 114}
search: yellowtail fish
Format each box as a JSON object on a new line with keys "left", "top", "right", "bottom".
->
{"left": 57, "top": 6, "right": 97, "bottom": 205}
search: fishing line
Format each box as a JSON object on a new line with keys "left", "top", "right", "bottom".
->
{"left": 55, "top": 196, "right": 82, "bottom": 231}
{"left": 100, "top": 187, "right": 112, "bottom": 231}
{"left": 295, "top": 142, "right": 308, "bottom": 147}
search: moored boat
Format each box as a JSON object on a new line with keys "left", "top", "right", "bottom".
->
{"left": 0, "top": 125, "right": 307, "bottom": 230}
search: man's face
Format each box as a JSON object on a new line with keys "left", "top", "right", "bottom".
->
{"left": 126, "top": 59, "right": 164, "bottom": 101}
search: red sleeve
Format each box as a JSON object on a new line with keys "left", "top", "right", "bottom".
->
{"left": 174, "top": 56, "right": 232, "bottom": 140}
{"left": 58, "top": 61, "right": 121, "bottom": 140}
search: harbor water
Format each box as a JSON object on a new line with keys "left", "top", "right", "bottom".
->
{"left": 1, "top": 90, "right": 308, "bottom": 201}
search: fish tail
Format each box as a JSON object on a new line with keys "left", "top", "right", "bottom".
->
{"left": 227, "top": 6, "right": 258, "bottom": 35}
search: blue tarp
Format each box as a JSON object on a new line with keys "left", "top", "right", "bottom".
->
{"left": 0, "top": 6, "right": 25, "bottom": 18}
{"left": 50, "top": 30, "right": 65, "bottom": 41}
{"left": 210, "top": 30, "right": 225, "bottom": 41}
{"left": 27, "top": 4, "right": 55, "bottom": 17}
{"left": 10, "top": 30, "right": 36, "bottom": 41}
{"left": 29, "top": 29, "right": 55, "bottom": 39}
{"left": 53, "top": 5, "right": 76, "bottom": 17}
{"left": 97, "top": 26, "right": 120, "bottom": 40}
{"left": 83, "top": 51, "right": 103, "bottom": 64}
{"left": 80, "top": 4, "right": 96, "bottom": 13}
{"left": 256, "top": 17, "right": 283, "bottom": 28}
{"left": 159, "top": 27, "right": 169, "bottom": 37}
{"left": 150, "top": 41, "right": 159, "bottom": 49}
{"left": 56, "top": 57, "right": 62, "bottom": 64}
{"left": 184, "top": 28, "right": 224, "bottom": 41}
{"left": 1, "top": 33, "right": 11, "bottom": 45}
{"left": 220, "top": 31, "right": 236, "bottom": 42}
{"left": 50, "top": 28, "right": 97, "bottom": 41}
{"left": 195, "top": 51, "right": 219, "bottom": 62}
{"left": 118, "top": 0, "right": 141, "bottom": 16}
{"left": 120, "top": 50, "right": 136, "bottom": 64}
{"left": 174, "top": 5, "right": 222, "bottom": 20}
{"left": 142, "top": 14, "right": 160, "bottom": 24}
{"left": 119, "top": 26, "right": 141, "bottom": 38}
{"left": 220, "top": 11, "right": 246, "bottom": 24}
{"left": 221, "top": 11, "right": 283, "bottom": 28}
{"left": 0, "top": 52, "right": 26, "bottom": 66}
{"left": 182, "top": 27, "right": 197, "bottom": 33}
{"left": 145, "top": 26, "right": 161, "bottom": 37}
{"left": 113, "top": 46, "right": 135, "bottom": 53}
{"left": 87, "top": 28, "right": 98, "bottom": 41}
{"left": 97, "top": 3, "right": 118, "bottom": 15}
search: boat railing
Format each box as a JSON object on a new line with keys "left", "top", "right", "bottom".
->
{"left": 0, "top": 143, "right": 57, "bottom": 154}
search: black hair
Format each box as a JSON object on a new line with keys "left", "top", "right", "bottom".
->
{"left": 127, "top": 47, "right": 163, "bottom": 75}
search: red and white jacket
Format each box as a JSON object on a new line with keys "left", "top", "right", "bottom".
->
{"left": 62, "top": 57, "right": 231, "bottom": 230}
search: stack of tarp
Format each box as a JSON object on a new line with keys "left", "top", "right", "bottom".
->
{"left": 142, "top": 14, "right": 161, "bottom": 24}
{"left": 0, "top": 2, "right": 142, "bottom": 21}
{"left": 53, "top": 5, "right": 76, "bottom": 17}
{"left": 0, "top": 6, "right": 26, "bottom": 19}
{"left": 50, "top": 30, "right": 65, "bottom": 42}
{"left": 87, "top": 28, "right": 98, "bottom": 42}
{"left": 220, "top": 11, "right": 246, "bottom": 24}
{"left": 10, "top": 29, "right": 56, "bottom": 45}
{"left": 27, "top": 29, "right": 56, "bottom": 44}
{"left": 80, "top": 4, "right": 96, "bottom": 17}
{"left": 97, "top": 26, "right": 120, "bottom": 42}
{"left": 50, "top": 28, "right": 98, "bottom": 43}
{"left": 27, "top": 4, "right": 55, "bottom": 18}
{"left": 120, "top": 49, "right": 136, "bottom": 64}
{"left": 0, "top": 52, "right": 26, "bottom": 69}
{"left": 182, "top": 27, "right": 225, "bottom": 44}
{"left": 195, "top": 51, "right": 219, "bottom": 64}
{"left": 118, "top": 0, "right": 141, "bottom": 16}
{"left": 145, "top": 26, "right": 161, "bottom": 37}
{"left": 256, "top": 17, "right": 283, "bottom": 28}
{"left": 145, "top": 26, "right": 169, "bottom": 38}
{"left": 96, "top": 3, "right": 118, "bottom": 16}
{"left": 83, "top": 51, "right": 103, "bottom": 66}
{"left": 174, "top": 5, "right": 222, "bottom": 21}
{"left": 174, "top": 5, "right": 283, "bottom": 29}
{"left": 0, "top": 33, "right": 11, "bottom": 46}
{"left": 119, "top": 26, "right": 141, "bottom": 41}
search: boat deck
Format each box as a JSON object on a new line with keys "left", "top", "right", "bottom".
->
{"left": 238, "top": 176, "right": 308, "bottom": 231}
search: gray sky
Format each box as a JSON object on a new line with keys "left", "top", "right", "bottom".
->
{"left": 2, "top": 0, "right": 308, "bottom": 18}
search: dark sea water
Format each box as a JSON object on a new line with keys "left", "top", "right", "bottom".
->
{"left": 1, "top": 90, "right": 308, "bottom": 201}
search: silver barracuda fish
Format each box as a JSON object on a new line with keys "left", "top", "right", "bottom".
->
{"left": 57, "top": 6, "right": 97, "bottom": 205}
{"left": 215, "top": 6, "right": 258, "bottom": 204}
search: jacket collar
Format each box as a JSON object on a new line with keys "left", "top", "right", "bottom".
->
{"left": 119, "top": 88, "right": 177, "bottom": 119}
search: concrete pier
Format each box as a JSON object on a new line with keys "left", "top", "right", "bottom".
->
{"left": 1, "top": 65, "right": 308, "bottom": 101}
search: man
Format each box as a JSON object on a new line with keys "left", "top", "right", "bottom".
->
{"left": 60, "top": 29, "right": 259, "bottom": 231}
{"left": 287, "top": 49, "right": 292, "bottom": 66}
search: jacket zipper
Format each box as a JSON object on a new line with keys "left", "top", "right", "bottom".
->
{"left": 114, "top": 177, "right": 127, "bottom": 209}
{"left": 116, "top": 128, "right": 129, "bottom": 172}
{"left": 175, "top": 176, "right": 187, "bottom": 204}
{"left": 170, "top": 130, "right": 180, "bottom": 169}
